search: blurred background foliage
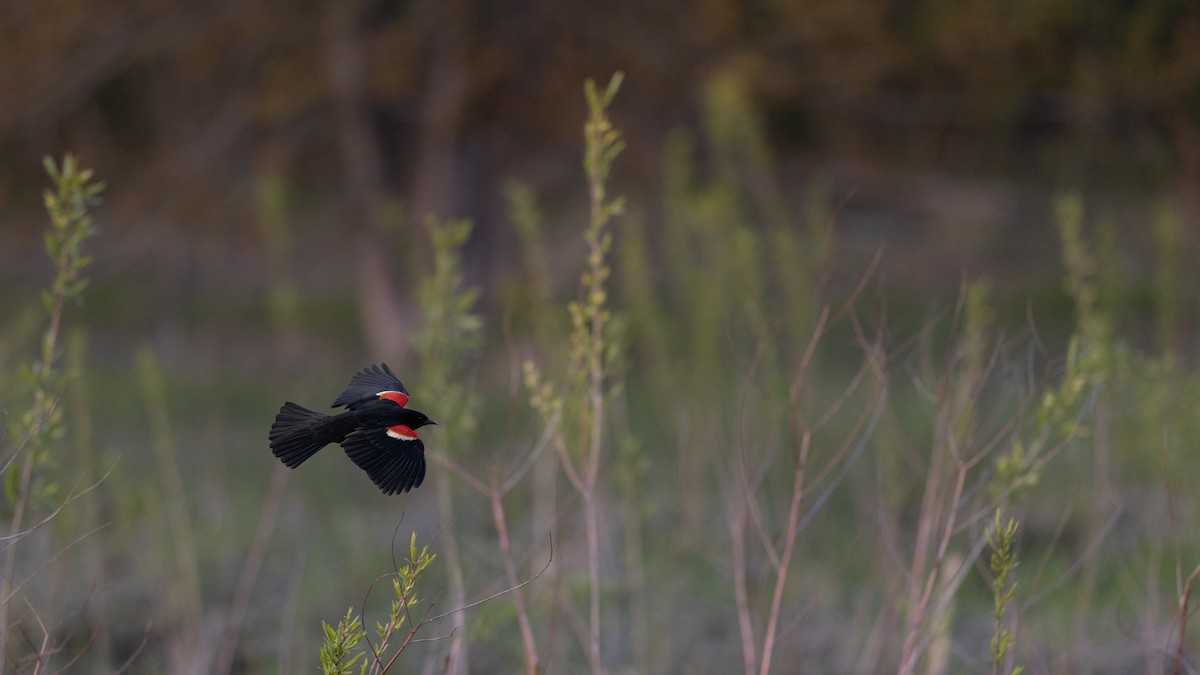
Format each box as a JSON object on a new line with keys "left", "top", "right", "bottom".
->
{"left": 2, "top": 0, "right": 1200, "bottom": 673}
{"left": 3, "top": 0, "right": 1199, "bottom": 311}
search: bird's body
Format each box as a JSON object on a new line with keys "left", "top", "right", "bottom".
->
{"left": 269, "top": 364, "right": 435, "bottom": 494}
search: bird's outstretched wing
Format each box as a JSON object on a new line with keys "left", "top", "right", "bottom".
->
{"left": 340, "top": 426, "right": 427, "bottom": 494}
{"left": 331, "top": 363, "right": 410, "bottom": 409}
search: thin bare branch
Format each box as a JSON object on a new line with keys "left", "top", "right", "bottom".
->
{"left": 757, "top": 428, "right": 810, "bottom": 675}
{"left": 1172, "top": 563, "right": 1200, "bottom": 675}
{"left": 490, "top": 489, "right": 540, "bottom": 674}
{"left": 110, "top": 623, "right": 150, "bottom": 674}
{"left": 0, "top": 466, "right": 114, "bottom": 546}
{"left": 431, "top": 452, "right": 489, "bottom": 495}
{"left": 3, "top": 521, "right": 110, "bottom": 609}
{"left": 428, "top": 535, "right": 553, "bottom": 624}
{"left": 213, "top": 463, "right": 289, "bottom": 675}
{"left": 502, "top": 406, "right": 561, "bottom": 494}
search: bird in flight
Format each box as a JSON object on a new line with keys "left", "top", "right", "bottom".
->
{"left": 269, "top": 363, "right": 435, "bottom": 494}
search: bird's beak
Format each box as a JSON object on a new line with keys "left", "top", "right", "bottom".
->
{"left": 428, "top": 419, "right": 438, "bottom": 426}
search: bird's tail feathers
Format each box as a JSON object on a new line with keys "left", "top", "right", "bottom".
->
{"left": 269, "top": 402, "right": 336, "bottom": 468}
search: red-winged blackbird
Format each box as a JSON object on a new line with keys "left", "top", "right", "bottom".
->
{"left": 269, "top": 363, "right": 436, "bottom": 494}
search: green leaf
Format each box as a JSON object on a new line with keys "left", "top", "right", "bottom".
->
{"left": 42, "top": 155, "right": 59, "bottom": 181}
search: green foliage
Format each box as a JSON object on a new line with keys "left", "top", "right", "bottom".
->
{"left": 372, "top": 534, "right": 436, "bottom": 661}
{"left": 1056, "top": 194, "right": 1109, "bottom": 347}
{"left": 570, "top": 72, "right": 625, "bottom": 400}
{"left": 415, "top": 216, "right": 482, "bottom": 447}
{"left": 11, "top": 83, "right": 1200, "bottom": 675}
{"left": 39, "top": 155, "right": 103, "bottom": 310}
{"left": 6, "top": 155, "right": 103, "bottom": 503}
{"left": 509, "top": 72, "right": 630, "bottom": 673}
{"left": 522, "top": 360, "right": 563, "bottom": 425}
{"left": 991, "top": 438, "right": 1038, "bottom": 496}
{"left": 321, "top": 608, "right": 366, "bottom": 675}
{"left": 0, "top": 154, "right": 102, "bottom": 669}
{"left": 953, "top": 281, "right": 994, "bottom": 444}
{"left": 991, "top": 333, "right": 1100, "bottom": 498}
{"left": 522, "top": 71, "right": 626, "bottom": 466}
{"left": 318, "top": 533, "right": 437, "bottom": 675}
{"left": 986, "top": 511, "right": 1023, "bottom": 675}
{"left": 583, "top": 74, "right": 627, "bottom": 223}
{"left": 654, "top": 72, "right": 828, "bottom": 404}
{"left": 417, "top": 217, "right": 483, "bottom": 362}
{"left": 991, "top": 196, "right": 1110, "bottom": 499}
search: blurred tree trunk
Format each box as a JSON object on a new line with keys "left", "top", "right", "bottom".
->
{"left": 409, "top": 0, "right": 471, "bottom": 224}
{"left": 325, "top": 2, "right": 408, "bottom": 361}
{"left": 1168, "top": 111, "right": 1200, "bottom": 221}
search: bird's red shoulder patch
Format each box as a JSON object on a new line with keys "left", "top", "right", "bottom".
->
{"left": 377, "top": 391, "right": 410, "bottom": 408}
{"left": 386, "top": 424, "right": 420, "bottom": 441}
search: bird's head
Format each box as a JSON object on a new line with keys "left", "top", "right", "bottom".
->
{"left": 401, "top": 408, "right": 437, "bottom": 430}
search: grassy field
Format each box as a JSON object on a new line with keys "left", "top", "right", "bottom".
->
{"left": 3, "top": 78, "right": 1199, "bottom": 675}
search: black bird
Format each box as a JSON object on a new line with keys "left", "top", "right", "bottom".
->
{"left": 269, "top": 363, "right": 435, "bottom": 494}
